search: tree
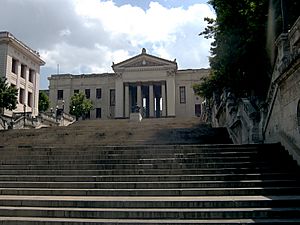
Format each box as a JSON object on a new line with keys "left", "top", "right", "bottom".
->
{"left": 198, "top": 0, "right": 272, "bottom": 98}
{"left": 197, "top": 0, "right": 299, "bottom": 99}
{"left": 0, "top": 77, "right": 18, "bottom": 112}
{"left": 69, "top": 92, "right": 93, "bottom": 120}
{"left": 38, "top": 91, "right": 50, "bottom": 112}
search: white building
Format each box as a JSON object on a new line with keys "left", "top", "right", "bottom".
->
{"left": 48, "top": 48, "right": 209, "bottom": 119}
{"left": 0, "top": 32, "right": 45, "bottom": 117}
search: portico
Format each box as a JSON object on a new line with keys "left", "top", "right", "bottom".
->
{"left": 113, "top": 48, "right": 176, "bottom": 119}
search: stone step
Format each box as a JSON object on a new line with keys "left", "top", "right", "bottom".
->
{"left": 0, "top": 180, "right": 298, "bottom": 189}
{"left": 0, "top": 165, "right": 287, "bottom": 173}
{"left": 0, "top": 173, "right": 297, "bottom": 182}
{"left": 1, "top": 217, "right": 300, "bottom": 224}
{"left": 0, "top": 151, "right": 262, "bottom": 160}
{"left": 0, "top": 187, "right": 300, "bottom": 196}
{"left": 0, "top": 206, "right": 299, "bottom": 219}
{"left": 0, "top": 195, "right": 300, "bottom": 209}
{"left": 0, "top": 167, "right": 296, "bottom": 176}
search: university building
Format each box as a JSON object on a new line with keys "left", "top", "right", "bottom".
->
{"left": 0, "top": 32, "right": 45, "bottom": 117}
{"left": 48, "top": 48, "right": 209, "bottom": 119}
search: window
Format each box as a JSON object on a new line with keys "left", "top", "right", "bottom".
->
{"left": 21, "top": 64, "right": 26, "bottom": 78}
{"left": 19, "top": 88, "right": 25, "bottom": 104}
{"left": 110, "top": 89, "right": 115, "bottom": 106}
{"left": 96, "top": 108, "right": 102, "bottom": 118}
{"left": 74, "top": 89, "right": 79, "bottom": 94}
{"left": 179, "top": 86, "right": 186, "bottom": 104}
{"left": 11, "top": 58, "right": 18, "bottom": 74}
{"left": 57, "top": 90, "right": 64, "bottom": 100}
{"left": 29, "top": 69, "right": 35, "bottom": 83}
{"left": 85, "top": 89, "right": 90, "bottom": 99}
{"left": 96, "top": 88, "right": 102, "bottom": 99}
{"left": 27, "top": 92, "right": 33, "bottom": 107}
{"left": 85, "top": 110, "right": 90, "bottom": 120}
{"left": 195, "top": 104, "right": 201, "bottom": 117}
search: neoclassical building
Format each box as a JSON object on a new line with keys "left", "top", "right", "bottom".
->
{"left": 48, "top": 49, "right": 209, "bottom": 119}
{"left": 0, "top": 32, "right": 45, "bottom": 117}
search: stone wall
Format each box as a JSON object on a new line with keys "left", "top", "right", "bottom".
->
{"left": 264, "top": 16, "right": 300, "bottom": 164}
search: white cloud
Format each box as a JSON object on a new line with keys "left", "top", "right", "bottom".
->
{"left": 0, "top": 0, "right": 215, "bottom": 89}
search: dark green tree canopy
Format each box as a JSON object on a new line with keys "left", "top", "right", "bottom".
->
{"left": 38, "top": 91, "right": 50, "bottom": 112}
{"left": 195, "top": 0, "right": 299, "bottom": 99}
{"left": 69, "top": 92, "right": 93, "bottom": 120}
{"left": 0, "top": 77, "right": 18, "bottom": 112}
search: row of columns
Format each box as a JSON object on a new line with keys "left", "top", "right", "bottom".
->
{"left": 124, "top": 82, "right": 167, "bottom": 118}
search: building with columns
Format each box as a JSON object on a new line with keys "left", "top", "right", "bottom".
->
{"left": 0, "top": 32, "right": 45, "bottom": 118}
{"left": 48, "top": 49, "right": 209, "bottom": 119}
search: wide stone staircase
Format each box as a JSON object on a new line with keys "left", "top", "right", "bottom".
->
{"left": 0, "top": 118, "right": 299, "bottom": 224}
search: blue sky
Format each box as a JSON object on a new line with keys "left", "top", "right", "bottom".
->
{"left": 0, "top": 0, "right": 215, "bottom": 89}
{"left": 111, "top": 0, "right": 210, "bottom": 9}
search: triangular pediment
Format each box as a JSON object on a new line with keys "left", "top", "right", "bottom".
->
{"left": 112, "top": 49, "right": 177, "bottom": 71}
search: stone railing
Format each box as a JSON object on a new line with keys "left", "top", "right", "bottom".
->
{"left": 211, "top": 91, "right": 262, "bottom": 144}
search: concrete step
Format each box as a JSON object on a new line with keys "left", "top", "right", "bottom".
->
{"left": 0, "top": 195, "right": 300, "bottom": 209}
{"left": 1, "top": 217, "right": 300, "bottom": 224}
{"left": 0, "top": 206, "right": 299, "bottom": 219}
{"left": 0, "top": 173, "right": 297, "bottom": 182}
{"left": 0, "top": 187, "right": 300, "bottom": 196}
{"left": 0, "top": 180, "right": 298, "bottom": 189}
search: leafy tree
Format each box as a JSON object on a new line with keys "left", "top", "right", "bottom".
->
{"left": 69, "top": 92, "right": 93, "bottom": 120}
{"left": 38, "top": 91, "right": 50, "bottom": 112}
{"left": 0, "top": 77, "right": 18, "bottom": 112}
{"left": 196, "top": 0, "right": 299, "bottom": 99}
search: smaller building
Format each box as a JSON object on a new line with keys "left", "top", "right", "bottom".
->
{"left": 48, "top": 49, "right": 209, "bottom": 120}
{"left": 0, "top": 32, "right": 45, "bottom": 117}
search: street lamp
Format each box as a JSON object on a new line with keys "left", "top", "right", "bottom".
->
{"left": 55, "top": 105, "right": 58, "bottom": 122}
{"left": 23, "top": 104, "right": 26, "bottom": 127}
{"left": 62, "top": 100, "right": 65, "bottom": 126}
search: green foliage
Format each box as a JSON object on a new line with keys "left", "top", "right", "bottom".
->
{"left": 0, "top": 77, "right": 18, "bottom": 111}
{"left": 200, "top": 0, "right": 272, "bottom": 98}
{"left": 69, "top": 92, "right": 93, "bottom": 120}
{"left": 38, "top": 91, "right": 50, "bottom": 112}
{"left": 199, "top": 0, "right": 299, "bottom": 99}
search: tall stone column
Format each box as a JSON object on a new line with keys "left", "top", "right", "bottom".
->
{"left": 137, "top": 83, "right": 142, "bottom": 109}
{"left": 166, "top": 70, "right": 176, "bottom": 117}
{"left": 24, "top": 67, "right": 29, "bottom": 107}
{"left": 124, "top": 84, "right": 129, "bottom": 118}
{"left": 149, "top": 84, "right": 154, "bottom": 117}
{"left": 161, "top": 82, "right": 166, "bottom": 117}
{"left": 33, "top": 71, "right": 39, "bottom": 117}
{"left": 115, "top": 73, "right": 124, "bottom": 118}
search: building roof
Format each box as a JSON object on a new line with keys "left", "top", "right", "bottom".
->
{"left": 0, "top": 31, "right": 45, "bottom": 65}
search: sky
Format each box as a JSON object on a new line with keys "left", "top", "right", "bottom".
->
{"left": 0, "top": 0, "right": 215, "bottom": 89}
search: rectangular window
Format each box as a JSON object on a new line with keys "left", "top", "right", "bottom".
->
{"left": 195, "top": 104, "right": 201, "bottom": 117}
{"left": 179, "top": 86, "right": 186, "bottom": 104}
{"left": 110, "top": 89, "right": 115, "bottom": 106}
{"left": 19, "top": 88, "right": 25, "bottom": 104}
{"left": 85, "top": 110, "right": 90, "bottom": 119}
{"left": 29, "top": 69, "right": 35, "bottom": 83}
{"left": 57, "top": 90, "right": 64, "bottom": 100}
{"left": 96, "top": 88, "right": 102, "bottom": 99}
{"left": 85, "top": 89, "right": 90, "bottom": 99}
{"left": 11, "top": 58, "right": 17, "bottom": 74}
{"left": 27, "top": 92, "right": 33, "bottom": 107}
{"left": 74, "top": 89, "right": 79, "bottom": 94}
{"left": 21, "top": 64, "right": 26, "bottom": 78}
{"left": 96, "top": 108, "right": 102, "bottom": 118}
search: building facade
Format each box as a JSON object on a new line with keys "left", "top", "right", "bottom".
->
{"left": 48, "top": 49, "right": 209, "bottom": 119}
{"left": 0, "top": 32, "right": 45, "bottom": 117}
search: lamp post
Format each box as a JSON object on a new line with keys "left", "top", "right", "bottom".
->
{"left": 62, "top": 100, "right": 65, "bottom": 126}
{"left": 23, "top": 104, "right": 26, "bottom": 127}
{"left": 56, "top": 105, "right": 58, "bottom": 122}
